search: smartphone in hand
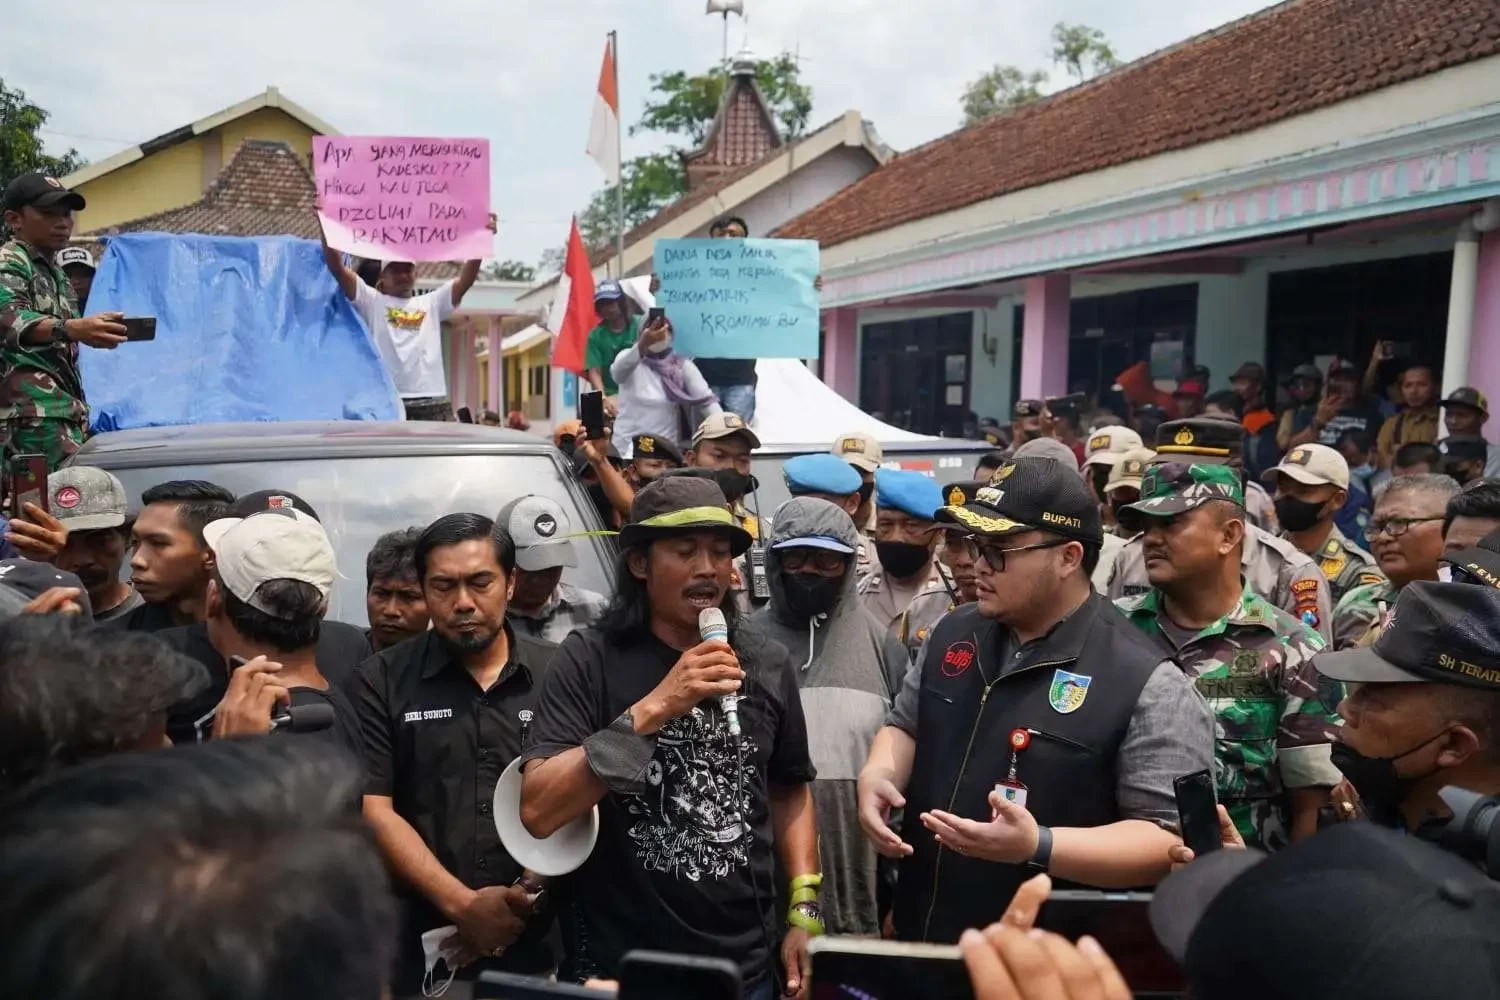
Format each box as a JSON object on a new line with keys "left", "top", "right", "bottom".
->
{"left": 1174, "top": 768, "right": 1222, "bottom": 857}
{"left": 8, "top": 454, "right": 47, "bottom": 519}
{"left": 120, "top": 317, "right": 157, "bottom": 341}
{"left": 579, "top": 391, "right": 606, "bottom": 441}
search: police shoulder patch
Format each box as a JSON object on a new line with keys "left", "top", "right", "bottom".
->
{"left": 1357, "top": 572, "right": 1386, "bottom": 587}
{"left": 1320, "top": 555, "right": 1347, "bottom": 579}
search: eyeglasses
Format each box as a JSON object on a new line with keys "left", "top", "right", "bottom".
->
{"left": 1365, "top": 516, "right": 1445, "bottom": 540}
{"left": 960, "top": 536, "right": 1070, "bottom": 571}
{"left": 779, "top": 549, "right": 849, "bottom": 573}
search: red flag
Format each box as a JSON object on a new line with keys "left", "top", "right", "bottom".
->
{"left": 550, "top": 218, "right": 597, "bottom": 374}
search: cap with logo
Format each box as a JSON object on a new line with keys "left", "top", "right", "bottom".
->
{"left": 1123, "top": 463, "right": 1245, "bottom": 518}
{"left": 0, "top": 559, "right": 93, "bottom": 622}
{"left": 47, "top": 466, "right": 128, "bottom": 531}
{"left": 202, "top": 510, "right": 337, "bottom": 618}
{"left": 631, "top": 433, "right": 683, "bottom": 467}
{"left": 937, "top": 457, "right": 1102, "bottom": 543}
{"left": 2, "top": 172, "right": 86, "bottom": 213}
{"left": 1442, "top": 526, "right": 1500, "bottom": 589}
{"left": 1439, "top": 434, "right": 1489, "bottom": 464}
{"left": 1441, "top": 386, "right": 1489, "bottom": 417}
{"left": 498, "top": 495, "right": 579, "bottom": 572}
{"left": 230, "top": 489, "right": 320, "bottom": 521}
{"left": 1230, "top": 362, "right": 1264, "bottom": 384}
{"left": 593, "top": 278, "right": 626, "bottom": 302}
{"left": 783, "top": 453, "right": 861, "bottom": 497}
{"left": 55, "top": 246, "right": 96, "bottom": 271}
{"left": 831, "top": 432, "right": 883, "bottom": 473}
{"left": 874, "top": 468, "right": 943, "bottom": 522}
{"left": 1104, "top": 447, "right": 1156, "bottom": 495}
{"left": 694, "top": 411, "right": 761, "bottom": 450}
{"left": 1149, "top": 821, "right": 1500, "bottom": 1000}
{"left": 618, "top": 476, "right": 752, "bottom": 555}
{"left": 1265, "top": 443, "right": 1349, "bottom": 489}
{"left": 1011, "top": 399, "right": 1044, "bottom": 420}
{"left": 939, "top": 481, "right": 987, "bottom": 512}
{"left": 1082, "top": 425, "right": 1145, "bottom": 468}
{"left": 1154, "top": 417, "right": 1244, "bottom": 464}
{"left": 1313, "top": 580, "right": 1500, "bottom": 689}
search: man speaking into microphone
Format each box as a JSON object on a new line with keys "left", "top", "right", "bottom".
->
{"left": 520, "top": 477, "right": 820, "bottom": 999}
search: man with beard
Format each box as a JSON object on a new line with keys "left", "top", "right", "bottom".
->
{"left": 519, "top": 478, "right": 819, "bottom": 997}
{"left": 1116, "top": 463, "right": 1341, "bottom": 850}
{"left": 365, "top": 527, "right": 429, "bottom": 653}
{"left": 500, "top": 495, "right": 607, "bottom": 645}
{"left": 45, "top": 465, "right": 143, "bottom": 622}
{"left": 750, "top": 497, "right": 907, "bottom": 936}
{"left": 858, "top": 469, "right": 956, "bottom": 644}
{"left": 627, "top": 433, "right": 683, "bottom": 489}
{"left": 356, "top": 513, "right": 558, "bottom": 994}
{"left": 118, "top": 480, "right": 235, "bottom": 632}
{"left": 1264, "top": 445, "right": 1386, "bottom": 649}
{"left": 857, "top": 458, "right": 1212, "bottom": 943}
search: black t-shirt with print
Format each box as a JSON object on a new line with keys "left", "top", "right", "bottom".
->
{"left": 523, "top": 625, "right": 815, "bottom": 986}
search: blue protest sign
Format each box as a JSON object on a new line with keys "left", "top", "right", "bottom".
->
{"left": 653, "top": 238, "right": 820, "bottom": 359}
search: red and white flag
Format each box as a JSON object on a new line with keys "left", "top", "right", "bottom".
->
{"left": 549, "top": 218, "right": 598, "bottom": 375}
{"left": 585, "top": 36, "right": 620, "bottom": 182}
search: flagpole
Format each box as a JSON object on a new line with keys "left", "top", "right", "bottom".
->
{"left": 611, "top": 30, "right": 625, "bottom": 280}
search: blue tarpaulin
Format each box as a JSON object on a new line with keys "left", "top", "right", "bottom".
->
{"left": 81, "top": 233, "right": 401, "bottom": 431}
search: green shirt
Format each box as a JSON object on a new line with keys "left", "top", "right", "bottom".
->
{"left": 583, "top": 316, "right": 640, "bottom": 395}
{"left": 1117, "top": 582, "right": 1341, "bottom": 851}
{"left": 0, "top": 239, "right": 85, "bottom": 420}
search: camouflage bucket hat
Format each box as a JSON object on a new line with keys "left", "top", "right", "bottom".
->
{"left": 1122, "top": 462, "right": 1245, "bottom": 517}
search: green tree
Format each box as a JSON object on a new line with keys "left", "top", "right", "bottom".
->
{"left": 1050, "top": 22, "right": 1121, "bottom": 81}
{"left": 1, "top": 78, "right": 84, "bottom": 188}
{"left": 960, "top": 65, "right": 1049, "bottom": 125}
{"left": 483, "top": 259, "right": 536, "bottom": 282}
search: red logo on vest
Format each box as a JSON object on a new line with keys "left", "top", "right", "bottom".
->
{"left": 941, "top": 640, "right": 977, "bottom": 677}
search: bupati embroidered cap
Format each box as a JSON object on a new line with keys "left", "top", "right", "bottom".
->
{"left": 937, "top": 457, "right": 1101, "bottom": 543}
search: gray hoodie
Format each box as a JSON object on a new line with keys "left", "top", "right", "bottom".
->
{"left": 749, "top": 498, "right": 908, "bottom": 935}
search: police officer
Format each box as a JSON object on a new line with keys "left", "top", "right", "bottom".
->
{"left": 1006, "top": 399, "right": 1045, "bottom": 457}
{"left": 831, "top": 431, "right": 883, "bottom": 536}
{"left": 626, "top": 432, "right": 684, "bottom": 489}
{"left": 1263, "top": 444, "right": 1386, "bottom": 649}
{"left": 1107, "top": 418, "right": 1334, "bottom": 641}
{"left": 1081, "top": 425, "right": 1144, "bottom": 512}
{"left": 890, "top": 480, "right": 987, "bottom": 660}
{"left": 1115, "top": 463, "right": 1342, "bottom": 851}
{"left": 785, "top": 453, "right": 873, "bottom": 581}
{"left": 856, "top": 458, "right": 1213, "bottom": 943}
{"left": 858, "top": 469, "right": 956, "bottom": 645}
{"left": 687, "top": 413, "right": 768, "bottom": 607}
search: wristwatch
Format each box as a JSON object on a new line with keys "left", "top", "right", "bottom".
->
{"left": 1024, "top": 826, "right": 1053, "bottom": 873}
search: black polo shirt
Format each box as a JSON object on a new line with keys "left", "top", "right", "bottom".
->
{"left": 353, "top": 627, "right": 558, "bottom": 986}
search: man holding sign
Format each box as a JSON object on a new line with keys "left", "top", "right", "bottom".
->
{"left": 313, "top": 136, "right": 496, "bottom": 422}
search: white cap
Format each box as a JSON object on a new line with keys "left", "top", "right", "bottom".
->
{"left": 1267, "top": 443, "right": 1350, "bottom": 489}
{"left": 1083, "top": 426, "right": 1146, "bottom": 468}
{"left": 498, "top": 495, "right": 579, "bottom": 572}
{"left": 832, "top": 432, "right": 883, "bottom": 472}
{"left": 203, "top": 510, "right": 337, "bottom": 617}
{"left": 1104, "top": 448, "right": 1157, "bottom": 494}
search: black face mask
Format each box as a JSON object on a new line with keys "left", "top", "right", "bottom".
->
{"left": 858, "top": 481, "right": 875, "bottom": 506}
{"left": 782, "top": 571, "right": 842, "bottom": 619}
{"left": 876, "top": 540, "right": 931, "bottom": 580}
{"left": 1330, "top": 729, "right": 1453, "bottom": 826}
{"left": 713, "top": 469, "right": 753, "bottom": 505}
{"left": 1273, "top": 495, "right": 1327, "bottom": 533}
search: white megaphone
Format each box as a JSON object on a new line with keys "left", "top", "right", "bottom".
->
{"left": 493, "top": 757, "right": 599, "bottom": 877}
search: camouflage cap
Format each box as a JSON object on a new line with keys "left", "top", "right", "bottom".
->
{"left": 1123, "top": 462, "right": 1245, "bottom": 517}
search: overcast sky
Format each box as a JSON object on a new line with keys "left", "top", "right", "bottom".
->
{"left": 11, "top": 0, "right": 1276, "bottom": 270}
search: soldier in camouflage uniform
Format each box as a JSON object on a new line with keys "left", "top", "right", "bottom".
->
{"left": 1107, "top": 417, "right": 1334, "bottom": 641}
{"left": 1262, "top": 443, "right": 1387, "bottom": 649}
{"left": 1116, "top": 462, "right": 1343, "bottom": 850}
{"left": 0, "top": 173, "right": 127, "bottom": 471}
{"left": 1332, "top": 473, "right": 1458, "bottom": 649}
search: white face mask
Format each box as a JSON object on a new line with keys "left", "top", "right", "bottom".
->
{"left": 646, "top": 334, "right": 674, "bottom": 355}
{"left": 420, "top": 925, "right": 461, "bottom": 997}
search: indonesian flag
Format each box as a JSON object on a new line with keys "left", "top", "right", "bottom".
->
{"left": 585, "top": 37, "right": 620, "bottom": 181}
{"left": 549, "top": 218, "right": 597, "bottom": 375}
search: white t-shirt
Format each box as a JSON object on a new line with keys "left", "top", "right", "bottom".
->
{"left": 351, "top": 279, "right": 455, "bottom": 399}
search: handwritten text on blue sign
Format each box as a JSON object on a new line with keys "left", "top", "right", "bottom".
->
{"left": 653, "top": 238, "right": 820, "bottom": 359}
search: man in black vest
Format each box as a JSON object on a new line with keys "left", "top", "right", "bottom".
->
{"left": 856, "top": 457, "right": 1213, "bottom": 943}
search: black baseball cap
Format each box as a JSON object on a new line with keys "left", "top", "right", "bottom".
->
{"left": 229, "top": 489, "right": 320, "bottom": 521}
{"left": 631, "top": 433, "right": 683, "bottom": 466}
{"left": 936, "top": 457, "right": 1101, "bottom": 544}
{"left": 1442, "top": 526, "right": 1500, "bottom": 588}
{"left": 1150, "top": 822, "right": 1500, "bottom": 1000}
{"left": 0, "top": 559, "right": 92, "bottom": 622}
{"left": 1439, "top": 434, "right": 1488, "bottom": 464}
{"left": 2, "top": 172, "right": 85, "bottom": 213}
{"left": 1441, "top": 386, "right": 1490, "bottom": 416}
{"left": 1313, "top": 580, "right": 1500, "bottom": 689}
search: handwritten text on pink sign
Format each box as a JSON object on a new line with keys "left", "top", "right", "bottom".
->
{"left": 313, "top": 136, "right": 491, "bottom": 262}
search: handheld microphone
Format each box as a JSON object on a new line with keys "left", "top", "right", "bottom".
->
{"left": 270, "top": 701, "right": 336, "bottom": 734}
{"left": 698, "top": 607, "right": 741, "bottom": 743}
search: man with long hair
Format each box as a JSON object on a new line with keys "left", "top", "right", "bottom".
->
{"left": 520, "top": 477, "right": 820, "bottom": 998}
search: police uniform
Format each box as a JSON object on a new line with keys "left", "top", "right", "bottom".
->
{"left": 1115, "top": 463, "right": 1342, "bottom": 851}
{"left": 832, "top": 431, "right": 883, "bottom": 541}
{"left": 785, "top": 452, "right": 870, "bottom": 583}
{"left": 892, "top": 480, "right": 988, "bottom": 658}
{"left": 858, "top": 469, "right": 949, "bottom": 631}
{"left": 884, "top": 458, "right": 1214, "bottom": 942}
{"left": 1119, "top": 417, "right": 1334, "bottom": 640}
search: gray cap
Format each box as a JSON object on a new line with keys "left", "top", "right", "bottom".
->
{"left": 1012, "top": 435, "right": 1081, "bottom": 472}
{"left": 48, "top": 466, "right": 128, "bottom": 531}
{"left": 499, "top": 495, "right": 579, "bottom": 572}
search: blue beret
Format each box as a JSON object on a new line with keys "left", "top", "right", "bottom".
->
{"left": 783, "top": 453, "right": 862, "bottom": 497}
{"left": 875, "top": 468, "right": 942, "bottom": 520}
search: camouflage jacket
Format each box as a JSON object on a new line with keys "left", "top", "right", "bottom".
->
{"left": 1331, "top": 578, "right": 1401, "bottom": 650}
{"left": 1117, "top": 583, "right": 1343, "bottom": 851}
{"left": 0, "top": 239, "right": 85, "bottom": 420}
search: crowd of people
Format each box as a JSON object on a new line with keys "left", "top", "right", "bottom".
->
{"left": 5, "top": 171, "right": 1500, "bottom": 999}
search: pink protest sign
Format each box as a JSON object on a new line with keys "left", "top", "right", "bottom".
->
{"left": 313, "top": 136, "right": 491, "bottom": 262}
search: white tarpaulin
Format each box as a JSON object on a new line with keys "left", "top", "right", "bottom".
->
{"left": 751, "top": 359, "right": 939, "bottom": 448}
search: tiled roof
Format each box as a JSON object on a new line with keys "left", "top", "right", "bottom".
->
{"left": 778, "top": 0, "right": 1500, "bottom": 248}
{"left": 686, "top": 80, "right": 783, "bottom": 169}
{"left": 88, "top": 139, "right": 459, "bottom": 280}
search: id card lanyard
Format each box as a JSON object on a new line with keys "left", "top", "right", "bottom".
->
{"left": 994, "top": 728, "right": 1031, "bottom": 812}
